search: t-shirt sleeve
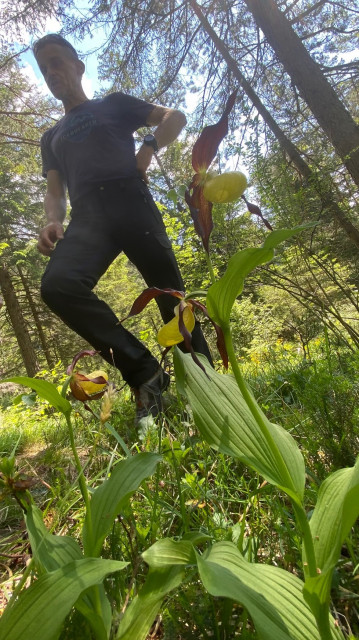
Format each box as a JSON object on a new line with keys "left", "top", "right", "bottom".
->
{"left": 113, "top": 92, "right": 155, "bottom": 131}
{"left": 40, "top": 129, "right": 61, "bottom": 178}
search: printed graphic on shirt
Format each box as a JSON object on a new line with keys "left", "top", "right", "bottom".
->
{"left": 60, "top": 112, "right": 98, "bottom": 143}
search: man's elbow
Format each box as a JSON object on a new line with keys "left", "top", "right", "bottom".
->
{"left": 174, "top": 109, "right": 187, "bottom": 129}
{"left": 166, "top": 109, "right": 186, "bottom": 137}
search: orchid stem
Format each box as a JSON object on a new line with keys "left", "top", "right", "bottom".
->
{"left": 222, "top": 324, "right": 318, "bottom": 581}
{"left": 65, "top": 413, "right": 93, "bottom": 544}
{"left": 205, "top": 249, "right": 216, "bottom": 284}
{"left": 65, "top": 412, "right": 103, "bottom": 617}
{"left": 222, "top": 325, "right": 294, "bottom": 489}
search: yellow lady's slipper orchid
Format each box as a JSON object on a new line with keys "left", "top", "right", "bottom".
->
{"left": 203, "top": 171, "right": 247, "bottom": 203}
{"left": 70, "top": 369, "right": 108, "bottom": 402}
{"left": 157, "top": 303, "right": 196, "bottom": 347}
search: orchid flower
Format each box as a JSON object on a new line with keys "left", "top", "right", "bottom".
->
{"left": 121, "top": 287, "right": 228, "bottom": 372}
{"left": 185, "top": 90, "right": 238, "bottom": 253}
{"left": 67, "top": 350, "right": 109, "bottom": 402}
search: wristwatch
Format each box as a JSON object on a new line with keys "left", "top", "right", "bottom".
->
{"left": 143, "top": 134, "right": 159, "bottom": 153}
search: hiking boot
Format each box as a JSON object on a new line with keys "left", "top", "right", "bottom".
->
{"left": 132, "top": 368, "right": 170, "bottom": 424}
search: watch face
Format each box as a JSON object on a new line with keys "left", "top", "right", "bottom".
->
{"left": 144, "top": 134, "right": 158, "bottom": 151}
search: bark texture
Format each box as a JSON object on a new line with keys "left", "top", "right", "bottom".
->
{"left": 0, "top": 266, "right": 38, "bottom": 376}
{"left": 17, "top": 264, "right": 54, "bottom": 369}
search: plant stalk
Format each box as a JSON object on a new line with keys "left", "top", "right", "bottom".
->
{"left": 223, "top": 324, "right": 318, "bottom": 578}
{"left": 65, "top": 413, "right": 91, "bottom": 518}
{"left": 65, "top": 412, "right": 103, "bottom": 617}
{"left": 223, "top": 326, "right": 295, "bottom": 491}
{"left": 150, "top": 416, "right": 164, "bottom": 542}
{"left": 205, "top": 249, "right": 216, "bottom": 284}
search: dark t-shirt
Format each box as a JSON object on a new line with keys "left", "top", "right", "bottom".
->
{"left": 41, "top": 92, "right": 154, "bottom": 204}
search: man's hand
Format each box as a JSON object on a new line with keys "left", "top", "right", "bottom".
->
{"left": 38, "top": 222, "right": 64, "bottom": 256}
{"left": 136, "top": 144, "right": 154, "bottom": 183}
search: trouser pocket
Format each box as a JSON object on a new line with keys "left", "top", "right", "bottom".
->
{"left": 139, "top": 186, "right": 165, "bottom": 228}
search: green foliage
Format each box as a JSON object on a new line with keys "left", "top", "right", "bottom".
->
{"left": 197, "top": 542, "right": 344, "bottom": 640}
{"left": 1, "top": 352, "right": 358, "bottom": 637}
{"left": 173, "top": 349, "right": 305, "bottom": 501}
{"left": 207, "top": 225, "right": 314, "bottom": 327}
{"left": 0, "top": 558, "right": 126, "bottom": 640}
{"left": 303, "top": 458, "right": 359, "bottom": 627}
{"left": 83, "top": 453, "right": 161, "bottom": 556}
{"left": 117, "top": 566, "right": 185, "bottom": 640}
{"left": 0, "top": 372, "right": 164, "bottom": 640}
{"left": 3, "top": 376, "right": 72, "bottom": 415}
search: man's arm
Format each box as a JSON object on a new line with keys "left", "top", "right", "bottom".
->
{"left": 136, "top": 105, "right": 187, "bottom": 182}
{"left": 38, "top": 170, "right": 67, "bottom": 256}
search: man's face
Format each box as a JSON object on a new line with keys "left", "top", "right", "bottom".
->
{"left": 36, "top": 43, "right": 84, "bottom": 101}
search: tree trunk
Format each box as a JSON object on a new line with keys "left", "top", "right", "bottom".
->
{"left": 189, "top": 0, "right": 359, "bottom": 249}
{"left": 244, "top": 0, "right": 359, "bottom": 188}
{"left": 0, "top": 265, "right": 38, "bottom": 376}
{"left": 16, "top": 264, "right": 54, "bottom": 369}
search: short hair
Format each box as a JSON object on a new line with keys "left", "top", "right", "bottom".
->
{"left": 33, "top": 34, "right": 79, "bottom": 60}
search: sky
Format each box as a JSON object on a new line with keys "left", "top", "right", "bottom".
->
{"left": 16, "top": 10, "right": 201, "bottom": 112}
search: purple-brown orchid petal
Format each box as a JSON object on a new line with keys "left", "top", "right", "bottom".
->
{"left": 70, "top": 370, "right": 108, "bottom": 402}
{"left": 122, "top": 287, "right": 184, "bottom": 322}
{"left": 160, "top": 346, "right": 173, "bottom": 367}
{"left": 212, "top": 323, "right": 228, "bottom": 370}
{"left": 191, "top": 90, "right": 237, "bottom": 174}
{"left": 178, "top": 301, "right": 207, "bottom": 375}
{"left": 241, "top": 195, "right": 273, "bottom": 231}
{"left": 67, "top": 349, "right": 99, "bottom": 375}
{"left": 157, "top": 302, "right": 196, "bottom": 347}
{"left": 188, "top": 299, "right": 229, "bottom": 369}
{"left": 185, "top": 183, "right": 213, "bottom": 254}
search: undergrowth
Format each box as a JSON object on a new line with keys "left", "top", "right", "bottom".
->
{"left": 0, "top": 342, "right": 358, "bottom": 638}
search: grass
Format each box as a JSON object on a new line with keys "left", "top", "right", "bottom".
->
{"left": 0, "top": 342, "right": 358, "bottom": 638}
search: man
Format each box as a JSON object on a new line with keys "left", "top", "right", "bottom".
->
{"left": 33, "top": 34, "right": 212, "bottom": 421}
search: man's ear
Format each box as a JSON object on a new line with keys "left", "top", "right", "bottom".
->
{"left": 76, "top": 59, "right": 85, "bottom": 75}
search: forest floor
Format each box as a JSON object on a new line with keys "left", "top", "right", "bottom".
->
{"left": 0, "top": 343, "right": 358, "bottom": 638}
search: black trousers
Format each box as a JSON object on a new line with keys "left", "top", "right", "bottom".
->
{"left": 41, "top": 177, "right": 212, "bottom": 387}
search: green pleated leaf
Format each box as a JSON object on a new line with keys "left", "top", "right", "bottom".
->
{"left": 174, "top": 349, "right": 304, "bottom": 501}
{"left": 25, "top": 506, "right": 111, "bottom": 640}
{"left": 206, "top": 226, "right": 312, "bottom": 326}
{"left": 116, "top": 566, "right": 185, "bottom": 640}
{"left": 75, "top": 589, "right": 112, "bottom": 640}
{"left": 262, "top": 224, "right": 315, "bottom": 250}
{"left": 197, "top": 542, "right": 344, "bottom": 640}
{"left": 182, "top": 530, "right": 212, "bottom": 545}
{"left": 142, "top": 538, "right": 196, "bottom": 568}
{"left": 83, "top": 452, "right": 161, "bottom": 556}
{"left": 25, "top": 505, "right": 83, "bottom": 572}
{"left": 2, "top": 376, "right": 71, "bottom": 415}
{"left": 207, "top": 246, "right": 273, "bottom": 325}
{"left": 303, "top": 456, "right": 359, "bottom": 620}
{"left": 0, "top": 558, "right": 126, "bottom": 640}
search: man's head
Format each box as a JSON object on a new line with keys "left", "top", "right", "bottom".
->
{"left": 33, "top": 34, "right": 86, "bottom": 104}
{"left": 33, "top": 34, "right": 79, "bottom": 61}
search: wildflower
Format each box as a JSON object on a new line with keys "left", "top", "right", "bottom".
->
{"left": 185, "top": 90, "right": 239, "bottom": 252}
{"left": 157, "top": 301, "right": 196, "bottom": 347}
{"left": 122, "top": 288, "right": 228, "bottom": 372}
{"left": 203, "top": 171, "right": 247, "bottom": 203}
{"left": 67, "top": 350, "right": 109, "bottom": 402}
